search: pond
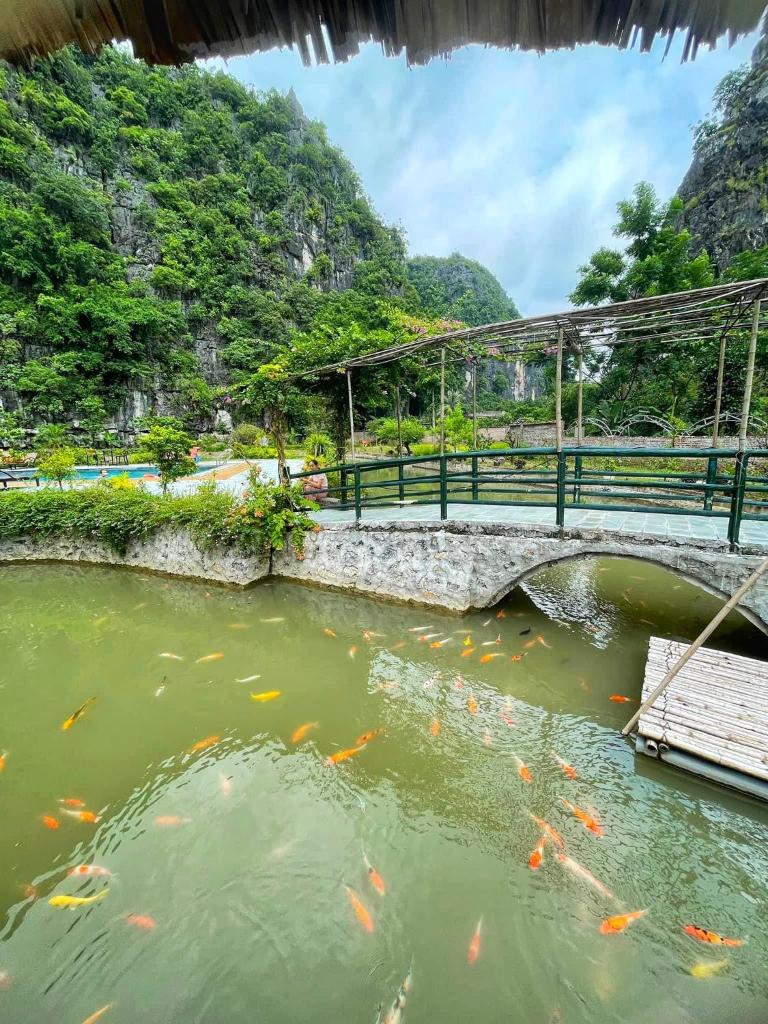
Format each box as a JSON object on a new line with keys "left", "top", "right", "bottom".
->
{"left": 0, "top": 560, "right": 766, "bottom": 1024}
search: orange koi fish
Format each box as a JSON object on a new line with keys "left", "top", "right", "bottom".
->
{"left": 528, "top": 837, "right": 547, "bottom": 871}
{"left": 513, "top": 755, "right": 532, "bottom": 783}
{"left": 510, "top": 654, "right": 524, "bottom": 662}
{"left": 125, "top": 913, "right": 157, "bottom": 930}
{"left": 535, "top": 635, "right": 551, "bottom": 648}
{"left": 553, "top": 753, "right": 577, "bottom": 780}
{"left": 556, "top": 852, "right": 613, "bottom": 899}
{"left": 291, "top": 722, "right": 319, "bottom": 744}
{"left": 467, "top": 915, "right": 483, "bottom": 964}
{"left": 609, "top": 695, "right": 633, "bottom": 703}
{"left": 461, "top": 647, "right": 476, "bottom": 658}
{"left": 328, "top": 744, "right": 366, "bottom": 766}
{"left": 187, "top": 734, "right": 220, "bottom": 754}
{"left": 499, "top": 713, "right": 516, "bottom": 727}
{"left": 683, "top": 925, "right": 743, "bottom": 947}
{"left": 0, "top": 971, "right": 10, "bottom": 990}
{"left": 348, "top": 646, "right": 358, "bottom": 659}
{"left": 59, "top": 798, "right": 85, "bottom": 808}
{"left": 61, "top": 697, "right": 96, "bottom": 731}
{"left": 523, "top": 639, "right": 537, "bottom": 649}
{"left": 250, "top": 690, "right": 281, "bottom": 703}
{"left": 42, "top": 815, "right": 60, "bottom": 830}
{"left": 68, "top": 864, "right": 111, "bottom": 878}
{"left": 61, "top": 809, "right": 100, "bottom": 823}
{"left": 0, "top": 750, "right": 7, "bottom": 773}
{"left": 196, "top": 652, "right": 224, "bottom": 663}
{"left": 80, "top": 1004, "right": 115, "bottom": 1024}
{"left": 158, "top": 652, "right": 184, "bottom": 660}
{"left": 528, "top": 813, "right": 566, "bottom": 850}
{"left": 467, "top": 695, "right": 479, "bottom": 715}
{"left": 346, "top": 886, "right": 374, "bottom": 933}
{"left": 479, "top": 653, "right": 503, "bottom": 664}
{"left": 496, "top": 610, "right": 507, "bottom": 619}
{"left": 323, "top": 628, "right": 336, "bottom": 637}
{"left": 356, "top": 728, "right": 383, "bottom": 746}
{"left": 364, "top": 854, "right": 386, "bottom": 895}
{"left": 560, "top": 797, "right": 604, "bottom": 837}
{"left": 600, "top": 910, "right": 646, "bottom": 935}
{"left": 155, "top": 816, "right": 189, "bottom": 827}
{"left": 428, "top": 719, "right": 441, "bottom": 736}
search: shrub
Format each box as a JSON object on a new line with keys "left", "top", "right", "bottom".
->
{"left": 128, "top": 451, "right": 152, "bottom": 464}
{"left": 304, "top": 431, "right": 337, "bottom": 462}
{"left": 232, "top": 443, "right": 277, "bottom": 459}
{"left": 140, "top": 423, "right": 195, "bottom": 492}
{"left": 232, "top": 423, "right": 264, "bottom": 446}
{"left": 411, "top": 443, "right": 439, "bottom": 457}
{"left": 38, "top": 447, "right": 77, "bottom": 489}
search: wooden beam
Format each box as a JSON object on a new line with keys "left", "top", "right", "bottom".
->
{"left": 439, "top": 347, "right": 446, "bottom": 456}
{"left": 711, "top": 331, "right": 728, "bottom": 448}
{"left": 576, "top": 348, "right": 584, "bottom": 446}
{"left": 739, "top": 298, "right": 761, "bottom": 451}
{"left": 555, "top": 325, "right": 563, "bottom": 451}
{"left": 346, "top": 370, "right": 356, "bottom": 461}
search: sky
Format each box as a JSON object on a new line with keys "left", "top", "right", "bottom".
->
{"left": 205, "top": 31, "right": 760, "bottom": 316}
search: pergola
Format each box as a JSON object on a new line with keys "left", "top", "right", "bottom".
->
{"left": 293, "top": 279, "right": 768, "bottom": 459}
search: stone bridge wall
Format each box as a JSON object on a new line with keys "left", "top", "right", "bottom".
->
{"left": 1, "top": 522, "right": 766, "bottom": 632}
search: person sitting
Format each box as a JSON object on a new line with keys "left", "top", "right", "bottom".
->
{"left": 302, "top": 459, "right": 329, "bottom": 504}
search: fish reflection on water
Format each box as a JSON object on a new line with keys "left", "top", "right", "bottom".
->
{"left": 0, "top": 557, "right": 767, "bottom": 1023}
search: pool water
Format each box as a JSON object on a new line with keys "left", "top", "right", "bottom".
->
{"left": 0, "top": 560, "right": 766, "bottom": 1024}
{"left": 73, "top": 466, "right": 159, "bottom": 480}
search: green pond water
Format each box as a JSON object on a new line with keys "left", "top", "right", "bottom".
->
{"left": 0, "top": 560, "right": 766, "bottom": 1024}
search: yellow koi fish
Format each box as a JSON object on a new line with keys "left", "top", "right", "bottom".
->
{"left": 689, "top": 960, "right": 728, "bottom": 979}
{"left": 80, "top": 1004, "right": 115, "bottom": 1024}
{"left": 61, "top": 697, "right": 96, "bottom": 731}
{"left": 196, "top": 652, "right": 224, "bottom": 663}
{"left": 250, "top": 690, "right": 281, "bottom": 702}
{"left": 49, "top": 889, "right": 109, "bottom": 908}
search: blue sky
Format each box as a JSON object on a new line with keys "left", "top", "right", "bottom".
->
{"left": 205, "top": 32, "right": 759, "bottom": 316}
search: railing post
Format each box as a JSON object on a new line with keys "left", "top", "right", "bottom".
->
{"left": 354, "top": 465, "right": 362, "bottom": 522}
{"left": 439, "top": 454, "right": 448, "bottom": 520}
{"left": 573, "top": 454, "right": 583, "bottom": 504}
{"left": 704, "top": 455, "right": 717, "bottom": 512}
{"left": 398, "top": 461, "right": 405, "bottom": 502}
{"left": 727, "top": 452, "right": 747, "bottom": 550}
{"left": 471, "top": 454, "right": 479, "bottom": 503}
{"left": 556, "top": 451, "right": 566, "bottom": 529}
{"left": 340, "top": 466, "right": 348, "bottom": 506}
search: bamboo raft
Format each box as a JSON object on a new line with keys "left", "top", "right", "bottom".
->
{"left": 637, "top": 636, "right": 768, "bottom": 799}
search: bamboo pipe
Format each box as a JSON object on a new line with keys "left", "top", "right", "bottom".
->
{"left": 738, "top": 299, "right": 761, "bottom": 451}
{"left": 346, "top": 370, "right": 356, "bottom": 461}
{"left": 576, "top": 349, "right": 583, "bottom": 446}
{"left": 395, "top": 384, "right": 402, "bottom": 457}
{"left": 621, "top": 556, "right": 768, "bottom": 736}
{"left": 555, "top": 326, "right": 563, "bottom": 452}
{"left": 439, "top": 347, "right": 446, "bottom": 456}
{"left": 472, "top": 360, "right": 477, "bottom": 450}
{"left": 711, "top": 332, "right": 727, "bottom": 448}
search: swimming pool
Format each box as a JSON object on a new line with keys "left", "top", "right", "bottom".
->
{"left": 74, "top": 466, "right": 158, "bottom": 480}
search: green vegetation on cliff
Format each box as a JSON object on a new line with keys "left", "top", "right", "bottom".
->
{"left": 407, "top": 253, "right": 519, "bottom": 326}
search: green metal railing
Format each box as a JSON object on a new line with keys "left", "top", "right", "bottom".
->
{"left": 288, "top": 446, "right": 768, "bottom": 551}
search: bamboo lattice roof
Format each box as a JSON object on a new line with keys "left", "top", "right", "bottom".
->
{"left": 0, "top": 0, "right": 765, "bottom": 67}
{"left": 294, "top": 278, "right": 768, "bottom": 377}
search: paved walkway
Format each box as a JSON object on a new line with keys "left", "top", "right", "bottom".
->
{"left": 312, "top": 502, "right": 768, "bottom": 549}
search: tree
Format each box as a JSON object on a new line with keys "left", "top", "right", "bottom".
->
{"left": 35, "top": 422, "right": 71, "bottom": 452}
{"left": 369, "top": 416, "right": 424, "bottom": 455}
{"left": 442, "top": 405, "right": 473, "bottom": 450}
{"left": 39, "top": 446, "right": 77, "bottom": 489}
{"left": 140, "top": 422, "right": 195, "bottom": 492}
{"left": 77, "top": 395, "right": 107, "bottom": 447}
{"left": 237, "top": 363, "right": 301, "bottom": 481}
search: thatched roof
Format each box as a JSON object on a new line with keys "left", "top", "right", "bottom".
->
{"left": 0, "top": 0, "right": 765, "bottom": 67}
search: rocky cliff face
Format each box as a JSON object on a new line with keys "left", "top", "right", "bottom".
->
{"left": 678, "top": 37, "right": 768, "bottom": 272}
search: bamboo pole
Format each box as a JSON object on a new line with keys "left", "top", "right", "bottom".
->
{"left": 395, "top": 384, "right": 402, "bottom": 457}
{"left": 621, "top": 556, "right": 768, "bottom": 737}
{"left": 472, "top": 359, "right": 478, "bottom": 450}
{"left": 738, "top": 299, "right": 761, "bottom": 451}
{"left": 576, "top": 348, "right": 584, "bottom": 446}
{"left": 710, "top": 332, "right": 727, "bottom": 448}
{"left": 346, "top": 370, "right": 356, "bottom": 462}
{"left": 555, "top": 326, "right": 564, "bottom": 452}
{"left": 439, "top": 347, "right": 446, "bottom": 456}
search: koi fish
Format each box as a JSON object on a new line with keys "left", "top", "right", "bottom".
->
{"left": 154, "top": 677, "right": 167, "bottom": 698}
{"left": 556, "top": 852, "right": 613, "bottom": 899}
{"left": 328, "top": 744, "right": 367, "bottom": 766}
{"left": 683, "top": 925, "right": 743, "bottom": 947}
{"left": 419, "top": 633, "right": 443, "bottom": 642}
{"left": 155, "top": 816, "right": 190, "bottom": 827}
{"left": 0, "top": 971, "right": 9, "bottom": 990}
{"left": 364, "top": 854, "right": 386, "bottom": 895}
{"left": 514, "top": 756, "right": 532, "bottom": 783}
{"left": 483, "top": 730, "right": 492, "bottom": 747}
{"left": 61, "top": 809, "right": 100, "bottom": 823}
{"left": 324, "top": 628, "right": 336, "bottom": 637}
{"left": 467, "top": 695, "right": 479, "bottom": 715}
{"left": 125, "top": 913, "right": 156, "bottom": 930}
{"left": 346, "top": 886, "right": 374, "bottom": 933}
{"left": 260, "top": 618, "right": 285, "bottom": 623}
{"left": 61, "top": 697, "right": 96, "bottom": 731}
{"left": 428, "top": 720, "right": 441, "bottom": 736}
{"left": 510, "top": 654, "right": 524, "bottom": 662}
{"left": 218, "top": 774, "right": 233, "bottom": 797}
{"left": 535, "top": 634, "right": 551, "bottom": 648}
{"left": 689, "top": 960, "right": 729, "bottom": 979}
{"left": 235, "top": 674, "right": 261, "bottom": 683}
{"left": 407, "top": 625, "right": 431, "bottom": 632}
{"left": 523, "top": 639, "right": 537, "bottom": 649}
{"left": 479, "top": 653, "right": 503, "bottom": 664}
{"left": 467, "top": 915, "right": 483, "bottom": 964}
{"left": 196, "top": 652, "right": 224, "bottom": 663}
{"left": 59, "top": 797, "right": 85, "bottom": 808}
{"left": 80, "top": 1004, "right": 115, "bottom": 1024}
{"left": 499, "top": 713, "right": 516, "bottom": 728}
{"left": 599, "top": 910, "right": 646, "bottom": 934}
{"left": 560, "top": 797, "right": 604, "bottom": 837}
{"left": 529, "top": 838, "right": 547, "bottom": 870}
{"left": 250, "top": 690, "right": 281, "bottom": 703}
{"left": 577, "top": 677, "right": 590, "bottom": 692}
{"left": 379, "top": 958, "right": 413, "bottom": 1024}
{"left": 609, "top": 695, "right": 633, "bottom": 703}
{"left": 356, "top": 728, "right": 383, "bottom": 746}
{"left": 461, "top": 648, "right": 476, "bottom": 657}
{"left": 496, "top": 610, "right": 506, "bottom": 619}
{"left": 349, "top": 646, "right": 358, "bottom": 659}
{"left": 158, "top": 652, "right": 183, "bottom": 660}
{"left": 68, "top": 864, "right": 111, "bottom": 878}
{"left": 291, "top": 722, "right": 319, "bottom": 744}
{"left": 49, "top": 889, "right": 109, "bottom": 908}
{"left": 553, "top": 753, "right": 577, "bottom": 780}
{"left": 520, "top": 627, "right": 532, "bottom": 636}
{"left": 482, "top": 618, "right": 492, "bottom": 627}
{"left": 42, "top": 815, "right": 60, "bottom": 830}
{"left": 228, "top": 623, "right": 249, "bottom": 629}
{"left": 0, "top": 750, "right": 7, "bottom": 773}
{"left": 463, "top": 636, "right": 473, "bottom": 646}
{"left": 362, "top": 630, "right": 374, "bottom": 642}
{"left": 187, "top": 734, "right": 220, "bottom": 753}
{"left": 528, "top": 813, "right": 566, "bottom": 849}
{"left": 390, "top": 641, "right": 406, "bottom": 651}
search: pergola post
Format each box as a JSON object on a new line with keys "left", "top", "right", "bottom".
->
{"left": 576, "top": 347, "right": 584, "bottom": 446}
{"left": 739, "top": 299, "right": 761, "bottom": 451}
{"left": 439, "top": 347, "right": 446, "bottom": 456}
{"left": 710, "top": 332, "right": 727, "bottom": 448}
{"left": 471, "top": 359, "right": 478, "bottom": 450}
{"left": 555, "top": 326, "right": 564, "bottom": 451}
{"left": 395, "top": 384, "right": 402, "bottom": 457}
{"left": 346, "top": 369, "right": 356, "bottom": 461}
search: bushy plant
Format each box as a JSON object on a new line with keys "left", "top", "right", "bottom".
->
{"left": 232, "top": 443, "right": 277, "bottom": 459}
{"left": 411, "top": 443, "right": 439, "bottom": 457}
{"left": 38, "top": 446, "right": 78, "bottom": 489}
{"left": 368, "top": 417, "right": 425, "bottom": 455}
{"left": 231, "top": 423, "right": 263, "bottom": 446}
{"left": 140, "top": 423, "right": 195, "bottom": 492}
{"left": 304, "top": 431, "right": 337, "bottom": 462}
